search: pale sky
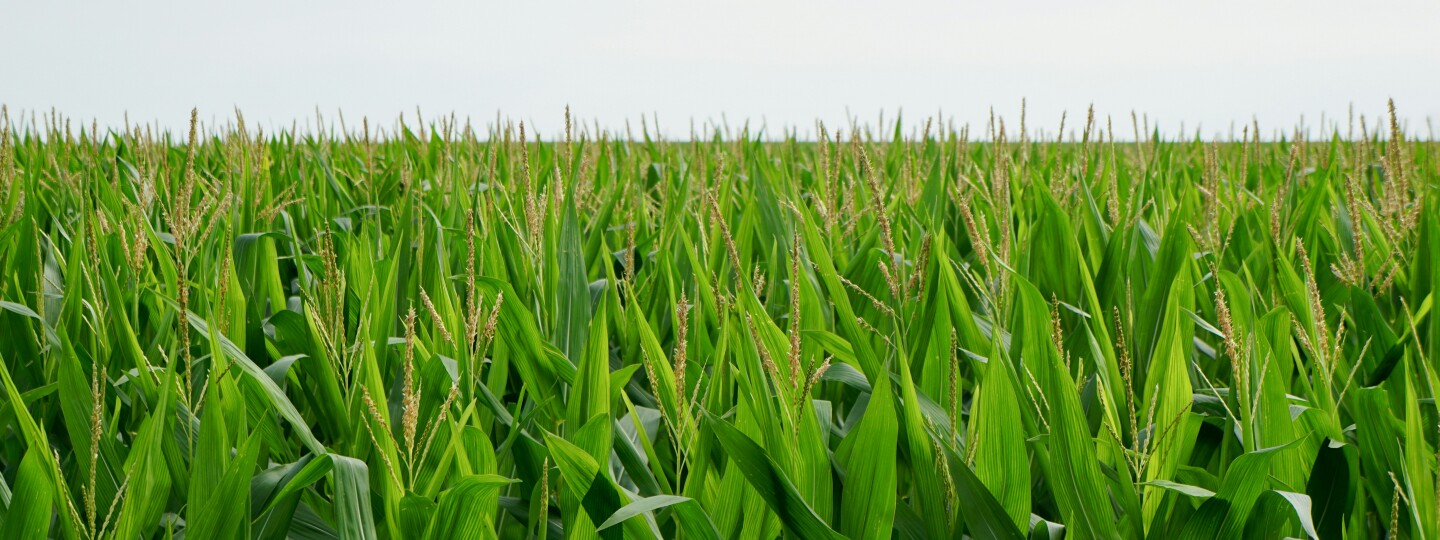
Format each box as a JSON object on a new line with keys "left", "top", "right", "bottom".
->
{"left": 3, "top": 0, "right": 1438, "bottom": 140}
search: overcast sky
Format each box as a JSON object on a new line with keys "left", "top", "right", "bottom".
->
{"left": 3, "top": 0, "right": 1437, "bottom": 140}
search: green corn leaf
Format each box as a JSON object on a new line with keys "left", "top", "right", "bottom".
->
{"left": 835, "top": 363, "right": 899, "bottom": 539}
{"left": 704, "top": 412, "right": 845, "bottom": 540}
{"left": 1013, "top": 277, "right": 1120, "bottom": 539}
{"left": 423, "top": 475, "right": 516, "bottom": 540}
{"left": 2, "top": 450, "right": 53, "bottom": 540}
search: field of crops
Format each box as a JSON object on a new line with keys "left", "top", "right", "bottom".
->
{"left": 0, "top": 104, "right": 1435, "bottom": 539}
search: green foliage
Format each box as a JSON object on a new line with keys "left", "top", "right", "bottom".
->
{"left": 0, "top": 106, "right": 1435, "bottom": 538}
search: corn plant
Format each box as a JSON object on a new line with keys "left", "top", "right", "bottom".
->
{"left": 0, "top": 103, "right": 1435, "bottom": 539}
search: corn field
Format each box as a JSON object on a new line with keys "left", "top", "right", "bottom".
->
{"left": 0, "top": 104, "right": 1436, "bottom": 539}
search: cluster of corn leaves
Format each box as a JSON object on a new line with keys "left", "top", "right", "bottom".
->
{"left": 0, "top": 107, "right": 1435, "bottom": 539}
